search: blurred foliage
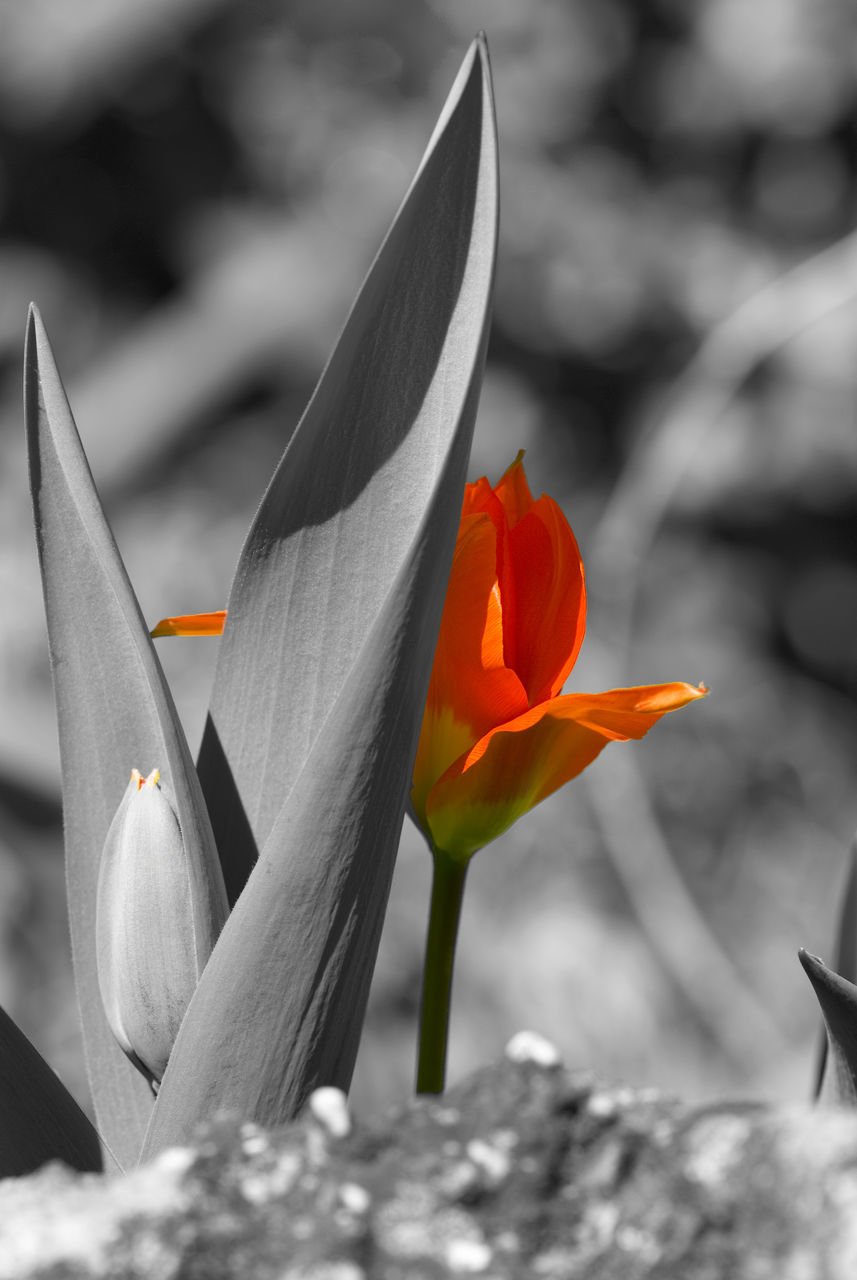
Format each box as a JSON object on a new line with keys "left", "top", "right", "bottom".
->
{"left": 0, "top": 0, "right": 856, "bottom": 1118}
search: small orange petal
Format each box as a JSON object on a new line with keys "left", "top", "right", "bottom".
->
{"left": 424, "top": 682, "right": 707, "bottom": 860}
{"left": 462, "top": 475, "right": 502, "bottom": 522}
{"left": 150, "top": 611, "right": 227, "bottom": 638}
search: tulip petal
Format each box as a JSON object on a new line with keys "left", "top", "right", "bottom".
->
{"left": 425, "top": 682, "right": 707, "bottom": 860}
{"left": 462, "top": 475, "right": 502, "bottom": 522}
{"left": 411, "top": 512, "right": 527, "bottom": 825}
{"left": 492, "top": 450, "right": 535, "bottom": 527}
{"left": 471, "top": 453, "right": 586, "bottom": 702}
{"left": 507, "top": 494, "right": 585, "bottom": 704}
{"left": 151, "top": 611, "right": 226, "bottom": 638}
{"left": 460, "top": 476, "right": 519, "bottom": 671}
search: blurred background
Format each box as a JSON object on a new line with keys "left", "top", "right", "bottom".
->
{"left": 0, "top": 0, "right": 856, "bottom": 1121}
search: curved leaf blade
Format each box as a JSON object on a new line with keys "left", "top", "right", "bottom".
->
{"left": 196, "top": 36, "right": 497, "bottom": 904}
{"left": 0, "top": 1006, "right": 103, "bottom": 1176}
{"left": 142, "top": 36, "right": 497, "bottom": 1156}
{"left": 25, "top": 310, "right": 229, "bottom": 1170}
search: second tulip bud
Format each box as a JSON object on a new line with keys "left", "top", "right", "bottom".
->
{"left": 96, "top": 769, "right": 219, "bottom": 1087}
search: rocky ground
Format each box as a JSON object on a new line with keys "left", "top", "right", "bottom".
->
{"left": 2, "top": 1034, "right": 856, "bottom": 1279}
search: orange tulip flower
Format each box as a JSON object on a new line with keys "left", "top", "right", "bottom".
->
{"left": 410, "top": 452, "right": 706, "bottom": 862}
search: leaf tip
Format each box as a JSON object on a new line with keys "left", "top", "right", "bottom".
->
{"left": 25, "top": 302, "right": 48, "bottom": 360}
{"left": 24, "top": 304, "right": 38, "bottom": 372}
{"left": 799, "top": 946, "right": 857, "bottom": 1100}
{"left": 472, "top": 30, "right": 492, "bottom": 89}
{"left": 799, "top": 947, "right": 837, "bottom": 994}
{"left": 24, "top": 302, "right": 56, "bottom": 408}
{"left": 23, "top": 306, "right": 45, "bottom": 432}
{"left": 799, "top": 948, "right": 842, "bottom": 1010}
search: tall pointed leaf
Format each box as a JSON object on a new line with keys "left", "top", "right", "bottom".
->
{"left": 25, "top": 311, "right": 229, "bottom": 1170}
{"left": 0, "top": 1006, "right": 103, "bottom": 1176}
{"left": 813, "top": 833, "right": 857, "bottom": 1097}
{"left": 196, "top": 37, "right": 496, "bottom": 904}
{"left": 142, "top": 36, "right": 498, "bottom": 1156}
{"left": 800, "top": 948, "right": 857, "bottom": 1107}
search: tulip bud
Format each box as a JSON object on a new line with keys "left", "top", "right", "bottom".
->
{"left": 96, "top": 769, "right": 205, "bottom": 1086}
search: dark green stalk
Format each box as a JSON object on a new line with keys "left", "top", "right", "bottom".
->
{"left": 416, "top": 849, "right": 469, "bottom": 1093}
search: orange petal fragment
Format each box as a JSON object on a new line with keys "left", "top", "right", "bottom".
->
{"left": 150, "top": 611, "right": 227, "bottom": 638}
{"left": 424, "top": 681, "right": 707, "bottom": 861}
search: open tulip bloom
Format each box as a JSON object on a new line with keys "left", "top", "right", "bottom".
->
{"left": 409, "top": 451, "right": 706, "bottom": 862}
{"left": 155, "top": 452, "right": 707, "bottom": 1091}
{"left": 3, "top": 37, "right": 718, "bottom": 1183}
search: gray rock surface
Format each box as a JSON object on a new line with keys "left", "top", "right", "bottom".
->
{"left": 1, "top": 1032, "right": 856, "bottom": 1278}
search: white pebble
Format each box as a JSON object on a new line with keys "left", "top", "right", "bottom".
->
{"left": 586, "top": 1092, "right": 618, "bottom": 1119}
{"left": 504, "top": 1030, "right": 561, "bottom": 1069}
{"left": 241, "top": 1125, "right": 269, "bottom": 1157}
{"left": 153, "top": 1147, "right": 195, "bottom": 1176}
{"left": 466, "top": 1139, "right": 510, "bottom": 1186}
{"left": 338, "top": 1182, "right": 372, "bottom": 1215}
{"left": 431, "top": 1106, "right": 461, "bottom": 1126}
{"left": 308, "top": 1087, "right": 352, "bottom": 1138}
{"left": 445, "top": 1237, "right": 493, "bottom": 1272}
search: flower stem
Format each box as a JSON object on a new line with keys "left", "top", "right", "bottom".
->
{"left": 416, "top": 849, "right": 468, "bottom": 1094}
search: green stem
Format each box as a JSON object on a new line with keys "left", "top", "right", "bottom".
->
{"left": 416, "top": 849, "right": 468, "bottom": 1094}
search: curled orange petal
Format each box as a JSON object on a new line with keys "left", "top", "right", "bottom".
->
{"left": 150, "top": 611, "right": 227, "bottom": 638}
{"left": 424, "top": 682, "right": 707, "bottom": 860}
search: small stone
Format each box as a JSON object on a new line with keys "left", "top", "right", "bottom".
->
{"left": 308, "top": 1088, "right": 352, "bottom": 1139}
{"left": 504, "top": 1030, "right": 561, "bottom": 1069}
{"left": 153, "top": 1147, "right": 195, "bottom": 1177}
{"left": 586, "top": 1092, "right": 618, "bottom": 1119}
{"left": 240, "top": 1152, "right": 301, "bottom": 1205}
{"left": 431, "top": 1105, "right": 462, "bottom": 1126}
{"left": 489, "top": 1128, "right": 519, "bottom": 1152}
{"left": 465, "top": 1139, "right": 510, "bottom": 1187}
{"left": 438, "top": 1159, "right": 480, "bottom": 1200}
{"left": 684, "top": 1114, "right": 751, "bottom": 1189}
{"left": 494, "top": 1230, "right": 521, "bottom": 1254}
{"left": 445, "top": 1236, "right": 493, "bottom": 1272}
{"left": 240, "top": 1124, "right": 269, "bottom": 1157}
{"left": 615, "top": 1224, "right": 660, "bottom": 1264}
{"left": 281, "top": 1263, "right": 366, "bottom": 1280}
{"left": 338, "top": 1183, "right": 371, "bottom": 1215}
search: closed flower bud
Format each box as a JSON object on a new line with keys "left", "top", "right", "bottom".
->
{"left": 96, "top": 769, "right": 205, "bottom": 1086}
